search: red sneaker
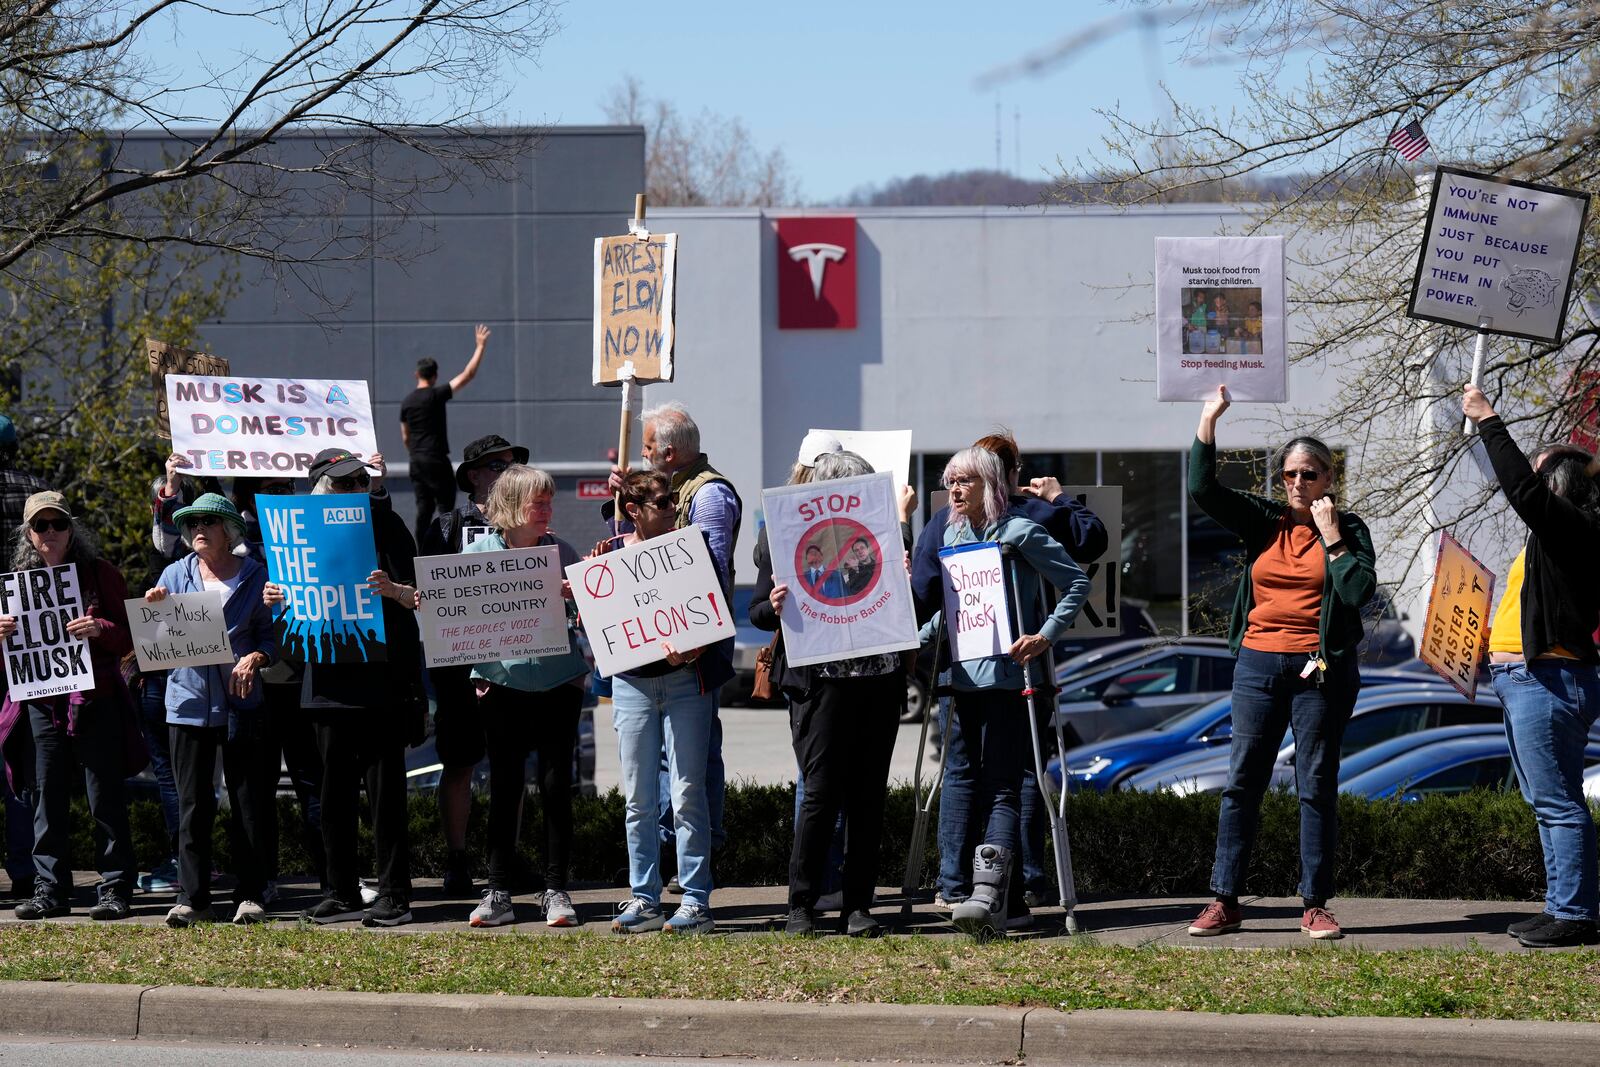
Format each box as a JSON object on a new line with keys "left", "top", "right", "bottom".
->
{"left": 1301, "top": 906, "right": 1344, "bottom": 940}
{"left": 1187, "top": 900, "right": 1243, "bottom": 936}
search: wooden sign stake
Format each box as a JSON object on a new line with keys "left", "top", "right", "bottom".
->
{"left": 615, "top": 193, "right": 649, "bottom": 520}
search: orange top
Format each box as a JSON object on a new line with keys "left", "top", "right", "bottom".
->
{"left": 1243, "top": 519, "right": 1325, "bottom": 654}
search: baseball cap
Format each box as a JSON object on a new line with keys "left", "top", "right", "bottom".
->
{"left": 22, "top": 491, "right": 71, "bottom": 525}
{"left": 307, "top": 448, "right": 369, "bottom": 485}
{"left": 797, "top": 430, "right": 843, "bottom": 468}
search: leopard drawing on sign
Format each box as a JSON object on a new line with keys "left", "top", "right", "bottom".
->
{"left": 1500, "top": 265, "right": 1558, "bottom": 317}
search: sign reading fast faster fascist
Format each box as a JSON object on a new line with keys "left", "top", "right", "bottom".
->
{"left": 166, "top": 375, "right": 379, "bottom": 475}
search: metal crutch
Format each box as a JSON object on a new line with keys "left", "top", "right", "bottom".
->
{"left": 901, "top": 618, "right": 951, "bottom": 915}
{"left": 1001, "top": 546, "right": 1082, "bottom": 935}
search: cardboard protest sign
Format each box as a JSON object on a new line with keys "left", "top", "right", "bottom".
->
{"left": 258, "top": 494, "right": 386, "bottom": 665}
{"left": 1057, "top": 485, "right": 1122, "bottom": 638}
{"left": 810, "top": 429, "right": 913, "bottom": 491}
{"left": 1408, "top": 167, "right": 1590, "bottom": 343}
{"left": 1419, "top": 531, "right": 1494, "bottom": 700}
{"left": 415, "top": 546, "right": 569, "bottom": 668}
{"left": 147, "top": 339, "right": 229, "bottom": 440}
{"left": 762, "top": 472, "right": 919, "bottom": 668}
{"left": 593, "top": 232, "right": 677, "bottom": 385}
{"left": 1156, "top": 236, "right": 1287, "bottom": 402}
{"left": 166, "top": 375, "right": 378, "bottom": 476}
{"left": 566, "top": 524, "right": 732, "bottom": 677}
{"left": 125, "top": 591, "right": 234, "bottom": 672}
{"left": 939, "top": 543, "right": 1015, "bottom": 662}
{"left": 0, "top": 565, "right": 93, "bottom": 701}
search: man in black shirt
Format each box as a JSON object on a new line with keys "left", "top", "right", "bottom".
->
{"left": 400, "top": 324, "right": 490, "bottom": 544}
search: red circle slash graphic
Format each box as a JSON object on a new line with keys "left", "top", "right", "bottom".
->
{"left": 583, "top": 561, "right": 615, "bottom": 599}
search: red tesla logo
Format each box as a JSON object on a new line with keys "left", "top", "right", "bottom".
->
{"left": 776, "top": 217, "right": 857, "bottom": 329}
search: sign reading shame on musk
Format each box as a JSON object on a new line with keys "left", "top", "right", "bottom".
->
{"left": 1408, "top": 167, "right": 1590, "bottom": 343}
{"left": 258, "top": 494, "right": 386, "bottom": 666}
{"left": 125, "top": 591, "right": 234, "bottom": 672}
{"left": 592, "top": 232, "right": 677, "bottom": 385}
{"left": 566, "top": 524, "right": 731, "bottom": 677}
{"left": 0, "top": 564, "right": 93, "bottom": 702}
{"left": 416, "top": 546, "right": 569, "bottom": 668}
{"left": 166, "top": 375, "right": 378, "bottom": 476}
{"left": 939, "top": 543, "right": 1015, "bottom": 663}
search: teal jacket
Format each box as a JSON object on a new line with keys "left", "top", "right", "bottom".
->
{"left": 941, "top": 513, "right": 1091, "bottom": 691}
{"left": 465, "top": 531, "right": 589, "bottom": 693}
{"left": 1188, "top": 437, "right": 1377, "bottom": 662}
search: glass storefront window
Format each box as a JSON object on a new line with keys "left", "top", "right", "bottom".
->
{"left": 1102, "top": 450, "right": 1184, "bottom": 633}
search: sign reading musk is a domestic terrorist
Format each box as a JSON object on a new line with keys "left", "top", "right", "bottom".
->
{"left": 0, "top": 564, "right": 94, "bottom": 702}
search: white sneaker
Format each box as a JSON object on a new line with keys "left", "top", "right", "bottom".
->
{"left": 233, "top": 899, "right": 267, "bottom": 925}
{"left": 611, "top": 896, "right": 665, "bottom": 934}
{"left": 543, "top": 889, "right": 579, "bottom": 928}
{"left": 358, "top": 880, "right": 379, "bottom": 906}
{"left": 663, "top": 902, "right": 715, "bottom": 934}
{"left": 469, "top": 889, "right": 515, "bottom": 928}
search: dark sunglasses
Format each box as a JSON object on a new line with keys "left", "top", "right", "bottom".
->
{"left": 183, "top": 515, "right": 222, "bottom": 530}
{"left": 29, "top": 517, "right": 70, "bottom": 533}
{"left": 643, "top": 495, "right": 676, "bottom": 510}
{"left": 482, "top": 459, "right": 512, "bottom": 474}
{"left": 1282, "top": 469, "right": 1324, "bottom": 483}
{"left": 330, "top": 473, "right": 371, "bottom": 490}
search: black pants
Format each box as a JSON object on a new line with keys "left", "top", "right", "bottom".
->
{"left": 480, "top": 683, "right": 581, "bottom": 892}
{"left": 31, "top": 699, "right": 133, "bottom": 901}
{"left": 170, "top": 719, "right": 273, "bottom": 908}
{"left": 314, "top": 708, "right": 410, "bottom": 903}
{"left": 409, "top": 456, "right": 457, "bottom": 546}
{"left": 262, "top": 682, "right": 324, "bottom": 885}
{"left": 788, "top": 672, "right": 902, "bottom": 913}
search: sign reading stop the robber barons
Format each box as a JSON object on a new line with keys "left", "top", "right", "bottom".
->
{"left": 1408, "top": 167, "right": 1590, "bottom": 343}
{"left": 1419, "top": 531, "right": 1495, "bottom": 701}
{"left": 147, "top": 339, "right": 229, "bottom": 440}
{"left": 593, "top": 232, "right": 678, "bottom": 385}
{"left": 939, "top": 543, "right": 1015, "bottom": 663}
{"left": 0, "top": 564, "right": 93, "bottom": 702}
{"left": 566, "top": 524, "right": 732, "bottom": 676}
{"left": 1155, "top": 236, "right": 1287, "bottom": 402}
{"left": 1058, "top": 485, "right": 1122, "bottom": 638}
{"left": 762, "top": 472, "right": 919, "bottom": 668}
{"left": 125, "top": 591, "right": 234, "bottom": 672}
{"left": 415, "top": 546, "right": 569, "bottom": 668}
{"left": 258, "top": 494, "right": 386, "bottom": 666}
{"left": 166, "top": 375, "right": 379, "bottom": 476}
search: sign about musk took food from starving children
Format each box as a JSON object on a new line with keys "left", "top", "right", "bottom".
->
{"left": 125, "top": 591, "right": 234, "bottom": 672}
{"left": 416, "top": 546, "right": 569, "bottom": 668}
{"left": 593, "top": 232, "right": 677, "bottom": 385}
{"left": 762, "top": 472, "right": 918, "bottom": 668}
{"left": 1156, "top": 236, "right": 1287, "bottom": 402}
{"left": 939, "top": 542, "right": 1015, "bottom": 663}
{"left": 1408, "top": 167, "right": 1590, "bottom": 343}
{"left": 166, "top": 374, "right": 379, "bottom": 476}
{"left": 258, "top": 494, "right": 386, "bottom": 665}
{"left": 0, "top": 564, "right": 93, "bottom": 702}
{"left": 1420, "top": 531, "right": 1495, "bottom": 701}
{"left": 566, "top": 524, "right": 731, "bottom": 677}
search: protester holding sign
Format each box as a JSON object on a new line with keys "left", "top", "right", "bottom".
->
{"left": 264, "top": 449, "right": 423, "bottom": 928}
{"left": 144, "top": 494, "right": 276, "bottom": 927}
{"left": 1, "top": 493, "right": 139, "bottom": 921}
{"left": 935, "top": 449, "right": 1090, "bottom": 939}
{"left": 1186, "top": 386, "right": 1375, "bottom": 942}
{"left": 459, "top": 465, "right": 589, "bottom": 930}
{"left": 1464, "top": 383, "right": 1600, "bottom": 948}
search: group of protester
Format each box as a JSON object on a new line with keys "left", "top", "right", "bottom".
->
{"left": 1, "top": 329, "right": 1597, "bottom": 947}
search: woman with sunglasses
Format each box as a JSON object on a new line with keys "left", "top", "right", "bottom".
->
{"left": 144, "top": 493, "right": 276, "bottom": 926}
{"left": 4, "top": 492, "right": 138, "bottom": 921}
{"left": 601, "top": 470, "right": 731, "bottom": 935}
{"left": 1186, "top": 385, "right": 1376, "bottom": 941}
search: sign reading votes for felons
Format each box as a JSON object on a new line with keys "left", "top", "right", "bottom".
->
{"left": 415, "top": 546, "right": 569, "bottom": 668}
{"left": 593, "top": 232, "right": 677, "bottom": 385}
{"left": 1419, "top": 531, "right": 1495, "bottom": 702}
{"left": 166, "top": 375, "right": 378, "bottom": 476}
{"left": 566, "top": 524, "right": 731, "bottom": 677}
{"left": 0, "top": 565, "right": 93, "bottom": 702}
{"left": 1155, "top": 236, "right": 1287, "bottom": 403}
{"left": 1409, "top": 167, "right": 1590, "bottom": 342}
{"left": 124, "top": 591, "right": 234, "bottom": 672}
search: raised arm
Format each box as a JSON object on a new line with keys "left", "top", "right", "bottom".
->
{"left": 449, "top": 324, "right": 490, "bottom": 393}
{"left": 1189, "top": 385, "right": 1280, "bottom": 540}
{"left": 1465, "top": 383, "right": 1598, "bottom": 552}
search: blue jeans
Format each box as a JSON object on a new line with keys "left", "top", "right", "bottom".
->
{"left": 948, "top": 688, "right": 1029, "bottom": 862}
{"left": 1492, "top": 660, "right": 1600, "bottom": 921}
{"left": 661, "top": 696, "right": 726, "bottom": 852}
{"left": 935, "top": 698, "right": 974, "bottom": 901}
{"left": 614, "top": 670, "right": 716, "bottom": 908}
{"left": 137, "top": 674, "right": 181, "bottom": 843}
{"left": 1211, "top": 646, "right": 1357, "bottom": 904}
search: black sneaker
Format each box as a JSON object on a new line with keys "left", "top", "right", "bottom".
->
{"left": 1508, "top": 912, "right": 1555, "bottom": 937}
{"left": 1518, "top": 918, "right": 1600, "bottom": 948}
{"left": 784, "top": 907, "right": 816, "bottom": 935}
{"left": 15, "top": 894, "right": 68, "bottom": 920}
{"left": 362, "top": 895, "right": 414, "bottom": 927}
{"left": 844, "top": 910, "right": 882, "bottom": 938}
{"left": 302, "top": 897, "right": 364, "bottom": 924}
{"left": 89, "top": 895, "right": 131, "bottom": 921}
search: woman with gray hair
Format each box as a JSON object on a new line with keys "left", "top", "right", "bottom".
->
{"left": 144, "top": 493, "right": 276, "bottom": 927}
{"left": 936, "top": 447, "right": 1090, "bottom": 938}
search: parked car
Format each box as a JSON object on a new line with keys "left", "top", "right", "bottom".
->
{"left": 1359, "top": 586, "right": 1416, "bottom": 666}
{"left": 1050, "top": 638, "right": 1237, "bottom": 746}
{"left": 1342, "top": 735, "right": 1600, "bottom": 800}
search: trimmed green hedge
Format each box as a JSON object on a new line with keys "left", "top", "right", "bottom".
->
{"left": 64, "top": 784, "right": 1567, "bottom": 901}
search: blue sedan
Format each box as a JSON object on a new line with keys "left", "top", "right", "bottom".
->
{"left": 1341, "top": 734, "right": 1600, "bottom": 799}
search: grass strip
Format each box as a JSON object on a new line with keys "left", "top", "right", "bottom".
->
{"left": 4, "top": 925, "right": 1600, "bottom": 1021}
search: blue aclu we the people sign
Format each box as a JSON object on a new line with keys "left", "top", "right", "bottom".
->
{"left": 258, "top": 493, "right": 386, "bottom": 664}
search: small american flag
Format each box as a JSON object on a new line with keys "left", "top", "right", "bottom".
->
{"left": 1389, "top": 119, "right": 1430, "bottom": 161}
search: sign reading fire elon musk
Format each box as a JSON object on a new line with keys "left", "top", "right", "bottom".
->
{"left": 777, "top": 217, "right": 857, "bottom": 329}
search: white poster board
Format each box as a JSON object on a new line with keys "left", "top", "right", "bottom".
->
{"left": 566, "top": 524, "right": 733, "bottom": 677}
{"left": 762, "top": 471, "right": 919, "bottom": 668}
{"left": 166, "top": 375, "right": 379, "bottom": 476}
{"left": 1408, "top": 167, "right": 1590, "bottom": 343}
{"left": 416, "top": 546, "right": 569, "bottom": 668}
{"left": 0, "top": 565, "right": 93, "bottom": 702}
{"left": 939, "top": 543, "right": 1015, "bottom": 662}
{"left": 1156, "top": 236, "right": 1287, "bottom": 402}
{"left": 809, "top": 429, "right": 913, "bottom": 490}
{"left": 1058, "top": 485, "right": 1123, "bottom": 638}
{"left": 125, "top": 591, "right": 234, "bottom": 672}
